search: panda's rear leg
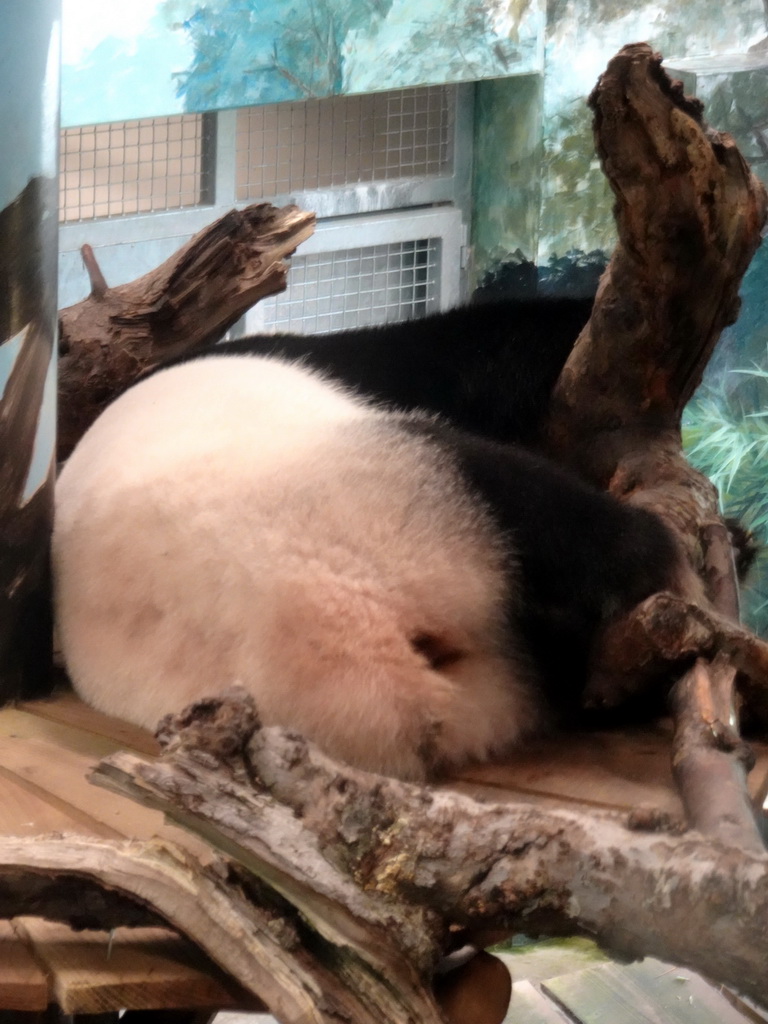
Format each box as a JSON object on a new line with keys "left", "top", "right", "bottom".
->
{"left": 255, "top": 580, "right": 531, "bottom": 780}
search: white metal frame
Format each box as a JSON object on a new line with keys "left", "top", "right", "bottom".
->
{"left": 244, "top": 207, "right": 465, "bottom": 332}
{"left": 59, "top": 85, "right": 474, "bottom": 315}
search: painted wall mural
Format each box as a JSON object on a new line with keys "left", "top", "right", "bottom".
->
{"left": 672, "top": 55, "right": 768, "bottom": 637}
{"left": 61, "top": 0, "right": 544, "bottom": 127}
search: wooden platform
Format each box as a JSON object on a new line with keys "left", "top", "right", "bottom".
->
{"left": 0, "top": 690, "right": 260, "bottom": 1018}
{"left": 2, "top": 689, "right": 768, "bottom": 1020}
{"left": 452, "top": 719, "right": 768, "bottom": 820}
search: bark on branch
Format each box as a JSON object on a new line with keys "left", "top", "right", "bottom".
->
{"left": 77, "top": 693, "right": 768, "bottom": 1012}
{"left": 671, "top": 655, "right": 762, "bottom": 853}
{"left": 544, "top": 43, "right": 768, "bottom": 851}
{"left": 546, "top": 46, "right": 767, "bottom": 489}
{"left": 57, "top": 202, "right": 315, "bottom": 459}
{"left": 0, "top": 834, "right": 442, "bottom": 1024}
{"left": 6, "top": 694, "right": 768, "bottom": 1018}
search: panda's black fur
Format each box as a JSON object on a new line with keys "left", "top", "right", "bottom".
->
{"left": 187, "top": 297, "right": 594, "bottom": 447}
{"left": 401, "top": 417, "right": 694, "bottom": 721}
{"left": 54, "top": 299, "right": 702, "bottom": 778}
{"left": 208, "top": 298, "right": 757, "bottom": 591}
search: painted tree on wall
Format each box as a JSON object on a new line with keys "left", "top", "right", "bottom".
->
{"left": 167, "top": 0, "right": 395, "bottom": 107}
{"left": 163, "top": 0, "right": 528, "bottom": 108}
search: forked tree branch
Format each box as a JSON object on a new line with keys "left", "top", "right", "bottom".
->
{"left": 544, "top": 43, "right": 768, "bottom": 851}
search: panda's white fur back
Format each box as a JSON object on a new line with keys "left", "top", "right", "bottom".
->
{"left": 54, "top": 355, "right": 536, "bottom": 779}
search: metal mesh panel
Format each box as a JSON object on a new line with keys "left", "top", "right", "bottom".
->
{"left": 236, "top": 87, "right": 454, "bottom": 199}
{"left": 258, "top": 239, "right": 441, "bottom": 334}
{"left": 59, "top": 115, "right": 209, "bottom": 222}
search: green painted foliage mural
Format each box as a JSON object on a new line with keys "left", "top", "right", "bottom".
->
{"left": 684, "top": 244, "right": 768, "bottom": 636}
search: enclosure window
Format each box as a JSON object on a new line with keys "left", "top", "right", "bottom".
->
{"left": 235, "top": 87, "right": 454, "bottom": 199}
{"left": 58, "top": 85, "right": 467, "bottom": 315}
{"left": 257, "top": 239, "right": 441, "bottom": 334}
{"left": 59, "top": 114, "right": 212, "bottom": 222}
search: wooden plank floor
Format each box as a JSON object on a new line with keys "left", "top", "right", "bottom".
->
{"left": 2, "top": 687, "right": 768, "bottom": 1020}
{"left": 0, "top": 688, "right": 261, "bottom": 1016}
{"left": 451, "top": 721, "right": 768, "bottom": 819}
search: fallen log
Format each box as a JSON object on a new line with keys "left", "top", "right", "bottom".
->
{"left": 12, "top": 691, "right": 763, "bottom": 1014}
{"left": 4, "top": 693, "right": 768, "bottom": 1018}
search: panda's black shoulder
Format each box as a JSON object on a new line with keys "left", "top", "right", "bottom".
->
{"left": 402, "top": 416, "right": 687, "bottom": 721}
{"left": 165, "top": 297, "right": 593, "bottom": 447}
{"left": 399, "top": 416, "right": 682, "bottom": 636}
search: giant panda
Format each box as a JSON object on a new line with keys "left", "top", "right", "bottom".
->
{"left": 53, "top": 349, "right": 702, "bottom": 781}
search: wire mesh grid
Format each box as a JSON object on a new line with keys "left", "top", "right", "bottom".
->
{"left": 59, "top": 114, "right": 209, "bottom": 222}
{"left": 236, "top": 86, "right": 455, "bottom": 199}
{"left": 258, "top": 238, "right": 441, "bottom": 334}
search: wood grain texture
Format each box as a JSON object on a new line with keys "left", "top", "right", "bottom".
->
{"left": 19, "top": 689, "right": 160, "bottom": 757}
{"left": 0, "top": 727, "right": 159, "bottom": 840}
{"left": 455, "top": 724, "right": 768, "bottom": 828}
{"left": 0, "top": 770, "right": 91, "bottom": 837}
{"left": 453, "top": 726, "right": 683, "bottom": 814}
{"left": 0, "top": 701, "right": 211, "bottom": 860}
{"left": 13, "top": 918, "right": 258, "bottom": 1015}
{"left": 0, "top": 920, "right": 49, "bottom": 1012}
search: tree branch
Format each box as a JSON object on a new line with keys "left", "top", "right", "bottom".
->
{"left": 80, "top": 243, "right": 109, "bottom": 300}
{"left": 671, "top": 655, "right": 762, "bottom": 852}
{"left": 542, "top": 43, "right": 768, "bottom": 851}
{"left": 0, "top": 833, "right": 444, "bottom": 1024}
{"left": 546, "top": 46, "right": 766, "bottom": 486}
{"left": 76, "top": 693, "right": 768, "bottom": 1009}
{"left": 57, "top": 202, "right": 315, "bottom": 459}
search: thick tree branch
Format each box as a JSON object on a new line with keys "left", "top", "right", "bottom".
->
{"left": 546, "top": 45, "right": 766, "bottom": 486}
{"left": 586, "top": 592, "right": 768, "bottom": 710}
{"left": 78, "top": 694, "right": 768, "bottom": 1009}
{"left": 57, "top": 202, "right": 315, "bottom": 459}
{"left": 701, "top": 521, "right": 742, "bottom": 621}
{"left": 542, "top": 43, "right": 768, "bottom": 850}
{"left": 544, "top": 43, "right": 765, "bottom": 617}
{"left": 671, "top": 655, "right": 762, "bottom": 853}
